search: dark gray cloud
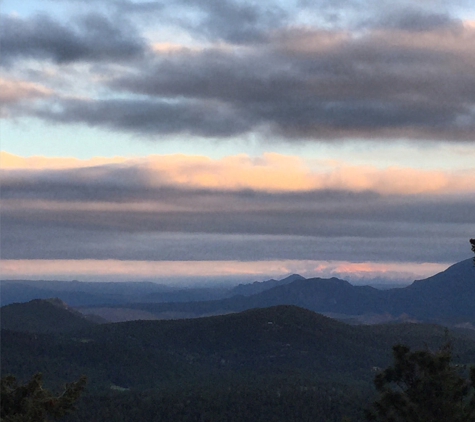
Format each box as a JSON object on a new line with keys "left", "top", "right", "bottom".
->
{"left": 22, "top": 22, "right": 474, "bottom": 140}
{"left": 0, "top": 12, "right": 146, "bottom": 65}
{"left": 29, "top": 97, "right": 254, "bottom": 137}
{"left": 1, "top": 216, "right": 471, "bottom": 264}
{"left": 367, "top": 8, "right": 458, "bottom": 32}
{"left": 2, "top": 192, "right": 473, "bottom": 235}
{"left": 2, "top": 1, "right": 475, "bottom": 141}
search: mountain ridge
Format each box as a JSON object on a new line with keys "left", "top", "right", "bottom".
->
{"left": 78, "top": 258, "right": 475, "bottom": 326}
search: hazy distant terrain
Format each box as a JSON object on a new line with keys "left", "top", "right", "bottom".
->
{"left": 71, "top": 259, "right": 475, "bottom": 328}
{"left": 0, "top": 280, "right": 177, "bottom": 307}
{"left": 2, "top": 259, "right": 473, "bottom": 328}
{"left": 0, "top": 272, "right": 409, "bottom": 308}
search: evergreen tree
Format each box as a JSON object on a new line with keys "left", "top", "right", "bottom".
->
{"left": 366, "top": 343, "right": 475, "bottom": 422}
{"left": 1, "top": 373, "right": 86, "bottom": 422}
{"left": 470, "top": 238, "right": 475, "bottom": 264}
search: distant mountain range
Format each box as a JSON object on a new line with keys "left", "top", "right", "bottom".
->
{"left": 0, "top": 274, "right": 306, "bottom": 307}
{"left": 0, "top": 280, "right": 174, "bottom": 307}
{"left": 2, "top": 258, "right": 474, "bottom": 328}
{"left": 76, "top": 258, "right": 475, "bottom": 327}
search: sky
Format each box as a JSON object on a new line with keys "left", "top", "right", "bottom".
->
{"left": 1, "top": 0, "right": 474, "bottom": 285}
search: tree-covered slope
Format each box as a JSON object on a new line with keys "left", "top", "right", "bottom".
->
{"left": 3, "top": 305, "right": 475, "bottom": 392}
{"left": 3, "top": 304, "right": 475, "bottom": 422}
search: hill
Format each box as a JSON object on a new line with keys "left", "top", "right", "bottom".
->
{"left": 3, "top": 304, "right": 475, "bottom": 389}
{"left": 0, "top": 298, "right": 98, "bottom": 333}
{"left": 3, "top": 304, "right": 475, "bottom": 422}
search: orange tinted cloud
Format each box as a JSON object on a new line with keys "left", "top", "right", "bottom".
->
{"left": 0, "top": 152, "right": 128, "bottom": 170}
{"left": 2, "top": 152, "right": 474, "bottom": 195}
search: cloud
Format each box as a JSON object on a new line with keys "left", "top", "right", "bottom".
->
{"left": 7, "top": 20, "right": 471, "bottom": 141}
{"left": 0, "top": 12, "right": 147, "bottom": 65}
{"left": 367, "top": 8, "right": 459, "bottom": 32}
{"left": 1, "top": 153, "right": 474, "bottom": 264}
{"left": 179, "top": 0, "right": 287, "bottom": 44}
{"left": 2, "top": 2, "right": 475, "bottom": 142}
{"left": 0, "top": 152, "right": 128, "bottom": 169}
{"left": 0, "top": 78, "right": 53, "bottom": 104}
{"left": 2, "top": 152, "right": 475, "bottom": 195}
{"left": 28, "top": 97, "right": 255, "bottom": 137}
{"left": 114, "top": 0, "right": 287, "bottom": 43}
{"left": 0, "top": 219, "right": 470, "bottom": 263}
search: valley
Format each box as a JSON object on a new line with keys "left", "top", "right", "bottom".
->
{"left": 1, "top": 258, "right": 475, "bottom": 421}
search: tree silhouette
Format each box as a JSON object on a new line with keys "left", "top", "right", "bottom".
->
{"left": 470, "top": 238, "right": 475, "bottom": 264}
{"left": 366, "top": 343, "right": 475, "bottom": 422}
{"left": 1, "top": 373, "right": 86, "bottom": 422}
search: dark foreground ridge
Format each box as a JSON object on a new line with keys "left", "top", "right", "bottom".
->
{"left": 2, "top": 303, "right": 475, "bottom": 421}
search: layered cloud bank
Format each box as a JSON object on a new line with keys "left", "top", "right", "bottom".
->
{"left": 2, "top": 1, "right": 475, "bottom": 143}
{"left": 1, "top": 152, "right": 473, "bottom": 281}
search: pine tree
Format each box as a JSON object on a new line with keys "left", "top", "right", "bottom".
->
{"left": 366, "top": 343, "right": 475, "bottom": 422}
{"left": 470, "top": 238, "right": 475, "bottom": 264}
{"left": 1, "top": 373, "right": 86, "bottom": 422}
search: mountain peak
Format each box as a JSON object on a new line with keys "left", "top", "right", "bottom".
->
{"left": 409, "top": 258, "right": 475, "bottom": 291}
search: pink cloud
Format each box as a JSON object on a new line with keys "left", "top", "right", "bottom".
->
{"left": 0, "top": 78, "right": 53, "bottom": 105}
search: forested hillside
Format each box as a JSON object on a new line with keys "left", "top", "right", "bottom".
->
{"left": 2, "top": 303, "right": 475, "bottom": 421}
